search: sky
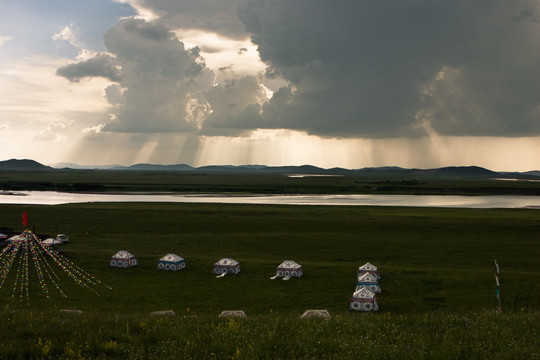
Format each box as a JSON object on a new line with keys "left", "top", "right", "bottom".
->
{"left": 1, "top": 0, "right": 539, "bottom": 171}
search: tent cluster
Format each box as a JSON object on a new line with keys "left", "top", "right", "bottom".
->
{"left": 106, "top": 251, "right": 385, "bottom": 312}
{"left": 108, "top": 254, "right": 305, "bottom": 283}
{"left": 349, "top": 262, "right": 380, "bottom": 312}
{"left": 2, "top": 231, "right": 69, "bottom": 255}
{"left": 110, "top": 251, "right": 187, "bottom": 270}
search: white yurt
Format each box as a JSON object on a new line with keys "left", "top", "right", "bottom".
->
{"left": 213, "top": 258, "right": 240, "bottom": 275}
{"left": 274, "top": 260, "right": 303, "bottom": 278}
{"left": 358, "top": 262, "right": 380, "bottom": 280}
{"left": 356, "top": 272, "right": 381, "bottom": 293}
{"left": 7, "top": 235, "right": 24, "bottom": 243}
{"left": 349, "top": 286, "right": 379, "bottom": 312}
{"left": 157, "top": 253, "right": 186, "bottom": 271}
{"left": 40, "top": 238, "right": 63, "bottom": 252}
{"left": 110, "top": 250, "right": 138, "bottom": 268}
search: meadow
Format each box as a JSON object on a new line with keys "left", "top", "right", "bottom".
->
{"left": 2, "top": 168, "right": 540, "bottom": 195}
{"left": 0, "top": 202, "right": 538, "bottom": 358}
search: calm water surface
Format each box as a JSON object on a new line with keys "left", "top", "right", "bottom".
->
{"left": 1, "top": 191, "right": 539, "bottom": 209}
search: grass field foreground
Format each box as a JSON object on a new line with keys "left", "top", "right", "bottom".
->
{"left": 0, "top": 309, "right": 538, "bottom": 359}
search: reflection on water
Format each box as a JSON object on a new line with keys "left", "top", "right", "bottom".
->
{"left": 287, "top": 174, "right": 344, "bottom": 178}
{"left": 1, "top": 191, "right": 539, "bottom": 209}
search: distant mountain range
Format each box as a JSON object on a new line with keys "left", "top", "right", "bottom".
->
{"left": 1, "top": 158, "right": 539, "bottom": 180}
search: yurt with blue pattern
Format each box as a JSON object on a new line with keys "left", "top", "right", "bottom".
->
{"left": 157, "top": 253, "right": 186, "bottom": 271}
{"left": 275, "top": 260, "right": 303, "bottom": 278}
{"left": 356, "top": 272, "right": 381, "bottom": 293}
{"left": 358, "top": 262, "right": 380, "bottom": 280}
{"left": 110, "top": 250, "right": 138, "bottom": 268}
{"left": 213, "top": 258, "right": 240, "bottom": 275}
{"left": 349, "top": 286, "right": 379, "bottom": 311}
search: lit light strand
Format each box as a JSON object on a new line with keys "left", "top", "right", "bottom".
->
{"left": 42, "top": 245, "right": 112, "bottom": 292}
{"left": 12, "top": 244, "right": 23, "bottom": 300}
{"left": 34, "top": 247, "right": 65, "bottom": 297}
{"left": 0, "top": 244, "right": 17, "bottom": 288}
{"left": 23, "top": 241, "right": 30, "bottom": 305}
{"left": 0, "top": 229, "right": 110, "bottom": 303}
{"left": 29, "top": 240, "right": 52, "bottom": 298}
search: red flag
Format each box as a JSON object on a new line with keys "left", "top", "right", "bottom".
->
{"left": 22, "top": 211, "right": 28, "bottom": 227}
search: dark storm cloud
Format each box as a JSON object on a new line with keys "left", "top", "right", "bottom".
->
{"left": 238, "top": 0, "right": 540, "bottom": 137}
{"left": 201, "top": 76, "right": 267, "bottom": 135}
{"left": 55, "top": 1, "right": 540, "bottom": 138}
{"left": 136, "top": 0, "right": 247, "bottom": 39}
{"left": 56, "top": 54, "right": 121, "bottom": 82}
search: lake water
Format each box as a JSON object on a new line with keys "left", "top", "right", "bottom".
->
{"left": 1, "top": 190, "right": 539, "bottom": 209}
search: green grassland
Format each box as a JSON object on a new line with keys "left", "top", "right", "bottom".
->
{"left": 1, "top": 202, "right": 538, "bottom": 314}
{"left": 2, "top": 169, "right": 540, "bottom": 195}
{"left": 0, "top": 202, "right": 538, "bottom": 358}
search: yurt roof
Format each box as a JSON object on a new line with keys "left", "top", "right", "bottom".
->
{"left": 214, "top": 257, "right": 239, "bottom": 266}
{"left": 112, "top": 250, "right": 135, "bottom": 259}
{"left": 41, "top": 238, "right": 62, "bottom": 245}
{"left": 0, "top": 233, "right": 7, "bottom": 239}
{"left": 159, "top": 253, "right": 184, "bottom": 262}
{"left": 277, "top": 260, "right": 301, "bottom": 269}
{"left": 352, "top": 286, "right": 376, "bottom": 299}
{"left": 7, "top": 235, "right": 24, "bottom": 243}
{"left": 357, "top": 272, "right": 378, "bottom": 283}
{"left": 358, "top": 262, "right": 378, "bottom": 271}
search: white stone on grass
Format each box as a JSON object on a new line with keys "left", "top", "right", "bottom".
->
{"left": 219, "top": 310, "right": 247, "bottom": 318}
{"left": 59, "top": 309, "right": 83, "bottom": 315}
{"left": 301, "top": 310, "right": 331, "bottom": 318}
{"left": 150, "top": 310, "right": 176, "bottom": 316}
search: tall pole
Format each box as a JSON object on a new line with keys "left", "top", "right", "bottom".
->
{"left": 494, "top": 257, "right": 502, "bottom": 313}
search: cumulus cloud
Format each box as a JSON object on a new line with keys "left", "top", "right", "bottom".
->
{"left": 56, "top": 16, "right": 268, "bottom": 135}
{"left": 238, "top": 0, "right": 540, "bottom": 138}
{"left": 34, "top": 121, "right": 73, "bottom": 141}
{"left": 101, "top": 18, "right": 214, "bottom": 133}
{"left": 52, "top": 23, "right": 97, "bottom": 60}
{"left": 56, "top": 54, "right": 121, "bottom": 82}
{"left": 52, "top": 23, "right": 85, "bottom": 49}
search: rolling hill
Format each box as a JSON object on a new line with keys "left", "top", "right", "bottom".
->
{"left": 0, "top": 159, "right": 52, "bottom": 171}
{"left": 2, "top": 159, "right": 539, "bottom": 181}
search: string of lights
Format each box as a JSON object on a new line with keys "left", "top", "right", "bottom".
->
{"left": 0, "top": 229, "right": 110, "bottom": 303}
